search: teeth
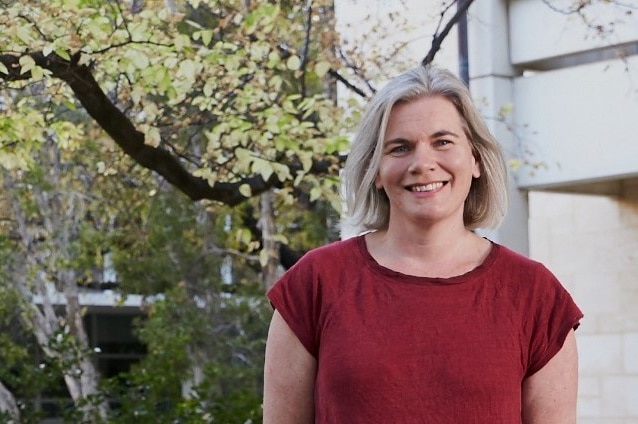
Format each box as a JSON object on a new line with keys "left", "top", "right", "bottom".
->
{"left": 411, "top": 182, "right": 444, "bottom": 192}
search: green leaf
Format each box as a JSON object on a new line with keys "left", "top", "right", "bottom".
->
{"left": 508, "top": 159, "right": 522, "bottom": 171}
{"left": 16, "top": 25, "right": 33, "bottom": 44}
{"left": 498, "top": 102, "right": 513, "bottom": 118}
{"left": 54, "top": 48, "right": 71, "bottom": 61}
{"left": 259, "top": 249, "right": 270, "bottom": 267}
{"left": 314, "top": 61, "right": 331, "bottom": 78}
{"left": 129, "top": 51, "right": 150, "bottom": 69}
{"left": 185, "top": 19, "right": 203, "bottom": 29}
{"left": 43, "top": 44, "right": 54, "bottom": 57}
{"left": 251, "top": 158, "right": 274, "bottom": 182}
{"left": 298, "top": 152, "right": 313, "bottom": 173}
{"left": 286, "top": 55, "right": 301, "bottom": 71}
{"left": 235, "top": 147, "right": 252, "bottom": 164}
{"left": 309, "top": 185, "right": 322, "bottom": 202}
{"left": 18, "top": 55, "right": 35, "bottom": 74}
{"left": 267, "top": 51, "right": 280, "bottom": 69}
{"left": 239, "top": 184, "right": 252, "bottom": 197}
{"left": 30, "top": 65, "right": 44, "bottom": 81}
{"left": 271, "top": 163, "right": 292, "bottom": 182}
{"left": 201, "top": 30, "right": 213, "bottom": 46}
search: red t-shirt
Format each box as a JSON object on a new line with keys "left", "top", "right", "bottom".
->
{"left": 267, "top": 236, "right": 583, "bottom": 423}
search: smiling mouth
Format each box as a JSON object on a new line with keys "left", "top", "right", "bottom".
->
{"left": 408, "top": 182, "right": 446, "bottom": 192}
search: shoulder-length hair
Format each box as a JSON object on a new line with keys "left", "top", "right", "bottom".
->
{"left": 342, "top": 65, "right": 508, "bottom": 234}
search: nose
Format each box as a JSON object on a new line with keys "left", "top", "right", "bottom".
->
{"left": 408, "top": 143, "right": 436, "bottom": 174}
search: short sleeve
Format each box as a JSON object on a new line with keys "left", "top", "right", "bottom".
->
{"left": 266, "top": 253, "right": 322, "bottom": 357}
{"left": 525, "top": 266, "right": 583, "bottom": 377}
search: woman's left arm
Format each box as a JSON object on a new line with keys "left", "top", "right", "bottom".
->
{"left": 522, "top": 329, "right": 579, "bottom": 424}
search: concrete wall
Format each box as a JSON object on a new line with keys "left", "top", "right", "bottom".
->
{"left": 511, "top": 56, "right": 638, "bottom": 189}
{"left": 529, "top": 184, "right": 638, "bottom": 423}
{"left": 509, "top": 0, "right": 638, "bottom": 66}
{"left": 468, "top": 0, "right": 529, "bottom": 254}
{"left": 504, "top": 0, "right": 638, "bottom": 189}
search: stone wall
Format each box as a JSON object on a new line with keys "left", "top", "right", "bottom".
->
{"left": 529, "top": 185, "right": 638, "bottom": 423}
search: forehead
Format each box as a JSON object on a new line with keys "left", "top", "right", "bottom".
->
{"left": 389, "top": 95, "right": 461, "bottom": 123}
{"left": 384, "top": 95, "right": 468, "bottom": 137}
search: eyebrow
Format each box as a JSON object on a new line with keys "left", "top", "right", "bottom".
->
{"left": 431, "top": 130, "right": 460, "bottom": 138}
{"left": 384, "top": 129, "right": 461, "bottom": 146}
{"left": 383, "top": 137, "right": 407, "bottom": 146}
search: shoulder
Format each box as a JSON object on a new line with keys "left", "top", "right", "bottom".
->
{"left": 493, "top": 243, "right": 552, "bottom": 275}
{"left": 487, "top": 243, "right": 566, "bottom": 298}
{"left": 271, "top": 236, "right": 363, "bottom": 291}
{"left": 266, "top": 236, "right": 365, "bottom": 347}
{"left": 295, "top": 236, "right": 362, "bottom": 269}
{"left": 489, "top": 245, "right": 582, "bottom": 332}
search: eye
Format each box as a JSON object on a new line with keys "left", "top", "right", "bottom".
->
{"left": 433, "top": 139, "right": 452, "bottom": 148}
{"left": 390, "top": 144, "right": 409, "bottom": 154}
{"left": 383, "top": 138, "right": 412, "bottom": 155}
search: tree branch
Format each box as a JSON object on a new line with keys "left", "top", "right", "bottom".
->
{"left": 299, "top": 1, "right": 314, "bottom": 97}
{"left": 327, "top": 68, "right": 368, "bottom": 98}
{"left": 0, "top": 52, "right": 341, "bottom": 206}
{"left": 0, "top": 380, "right": 20, "bottom": 422}
{"left": 422, "top": 0, "right": 474, "bottom": 67}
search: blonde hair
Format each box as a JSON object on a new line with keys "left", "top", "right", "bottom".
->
{"left": 342, "top": 65, "right": 508, "bottom": 234}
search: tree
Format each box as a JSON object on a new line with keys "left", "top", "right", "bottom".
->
{"left": 0, "top": 1, "right": 342, "bottom": 418}
{"left": 0, "top": 283, "right": 71, "bottom": 423}
{"left": 101, "top": 188, "right": 271, "bottom": 423}
{"left": 0, "top": 0, "right": 357, "bottom": 294}
{"left": 0, "top": 0, "right": 348, "bottom": 205}
{"left": 0, "top": 128, "right": 130, "bottom": 421}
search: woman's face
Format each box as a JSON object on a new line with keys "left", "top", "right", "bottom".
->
{"left": 375, "top": 95, "right": 480, "bottom": 228}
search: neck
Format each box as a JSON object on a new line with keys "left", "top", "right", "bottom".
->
{"left": 384, "top": 217, "right": 471, "bottom": 255}
{"left": 366, "top": 219, "right": 489, "bottom": 278}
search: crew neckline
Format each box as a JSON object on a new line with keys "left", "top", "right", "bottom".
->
{"left": 355, "top": 234, "right": 500, "bottom": 285}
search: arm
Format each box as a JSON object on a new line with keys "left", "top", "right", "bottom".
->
{"left": 263, "top": 310, "right": 317, "bottom": 424}
{"left": 522, "top": 329, "right": 579, "bottom": 424}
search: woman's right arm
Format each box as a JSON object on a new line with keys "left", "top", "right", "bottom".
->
{"left": 263, "top": 310, "right": 317, "bottom": 424}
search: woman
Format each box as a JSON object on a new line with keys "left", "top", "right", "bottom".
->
{"left": 263, "top": 66, "right": 583, "bottom": 423}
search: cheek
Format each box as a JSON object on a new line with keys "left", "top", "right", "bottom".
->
{"left": 374, "top": 160, "right": 389, "bottom": 189}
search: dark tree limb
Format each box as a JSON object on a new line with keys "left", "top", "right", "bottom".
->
{"left": 299, "top": 1, "right": 314, "bottom": 97}
{"left": 327, "top": 68, "right": 368, "bottom": 98}
{"left": 422, "top": 0, "right": 474, "bottom": 67}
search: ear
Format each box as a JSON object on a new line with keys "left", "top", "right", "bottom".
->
{"left": 472, "top": 159, "right": 481, "bottom": 179}
{"left": 374, "top": 174, "right": 383, "bottom": 189}
{"left": 471, "top": 151, "right": 481, "bottom": 179}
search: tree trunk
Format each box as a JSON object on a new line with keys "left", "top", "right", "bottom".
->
{"left": 64, "top": 271, "right": 108, "bottom": 420}
{"left": 259, "top": 190, "right": 281, "bottom": 290}
{"left": 181, "top": 344, "right": 204, "bottom": 399}
{"left": 2, "top": 166, "right": 109, "bottom": 422}
{"left": 164, "top": 0, "right": 177, "bottom": 13}
{"left": 0, "top": 381, "right": 20, "bottom": 423}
